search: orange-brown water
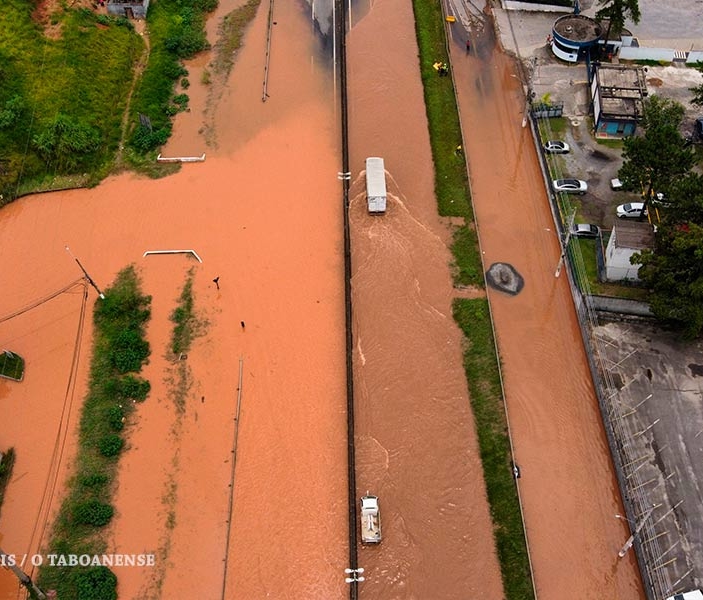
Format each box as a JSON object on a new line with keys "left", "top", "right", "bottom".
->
{"left": 1, "top": 1, "right": 647, "bottom": 599}
{"left": 0, "top": 2, "right": 347, "bottom": 599}
{"left": 347, "top": 0, "right": 504, "bottom": 598}
{"left": 450, "top": 18, "right": 644, "bottom": 600}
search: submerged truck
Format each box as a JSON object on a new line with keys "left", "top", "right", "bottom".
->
{"left": 360, "top": 493, "right": 382, "bottom": 544}
{"left": 365, "top": 157, "right": 387, "bottom": 214}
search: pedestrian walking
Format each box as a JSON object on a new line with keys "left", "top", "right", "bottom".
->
{"left": 213, "top": 276, "right": 220, "bottom": 290}
{"left": 240, "top": 321, "right": 246, "bottom": 331}
{"left": 466, "top": 39, "right": 471, "bottom": 53}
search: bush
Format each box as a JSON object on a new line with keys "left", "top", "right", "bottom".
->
{"left": 105, "top": 374, "right": 150, "bottom": 402}
{"left": 98, "top": 434, "right": 124, "bottom": 457}
{"left": 130, "top": 124, "right": 171, "bottom": 152}
{"left": 79, "top": 473, "right": 109, "bottom": 488}
{"left": 76, "top": 566, "right": 117, "bottom": 600}
{"left": 110, "top": 328, "right": 150, "bottom": 373}
{"left": 106, "top": 405, "right": 125, "bottom": 431}
{"left": 73, "top": 500, "right": 114, "bottom": 526}
{"left": 180, "top": 77, "right": 190, "bottom": 89}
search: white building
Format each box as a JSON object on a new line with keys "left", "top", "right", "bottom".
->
{"left": 605, "top": 220, "right": 654, "bottom": 281}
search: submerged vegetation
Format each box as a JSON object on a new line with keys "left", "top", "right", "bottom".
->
{"left": 38, "top": 266, "right": 151, "bottom": 599}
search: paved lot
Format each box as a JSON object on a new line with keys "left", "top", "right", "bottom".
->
{"left": 487, "top": 1, "right": 703, "bottom": 597}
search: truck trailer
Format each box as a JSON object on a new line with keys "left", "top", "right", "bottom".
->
{"left": 365, "top": 157, "right": 387, "bottom": 214}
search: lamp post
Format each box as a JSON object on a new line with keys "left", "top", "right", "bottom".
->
{"left": 615, "top": 506, "right": 655, "bottom": 558}
{"left": 344, "top": 567, "right": 365, "bottom": 584}
{"left": 65, "top": 246, "right": 105, "bottom": 299}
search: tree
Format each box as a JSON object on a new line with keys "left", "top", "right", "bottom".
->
{"left": 633, "top": 222, "right": 703, "bottom": 339}
{"left": 32, "top": 114, "right": 101, "bottom": 172}
{"left": 690, "top": 61, "right": 703, "bottom": 106}
{"left": 596, "top": 0, "right": 641, "bottom": 48}
{"left": 660, "top": 173, "right": 703, "bottom": 225}
{"left": 617, "top": 95, "right": 695, "bottom": 214}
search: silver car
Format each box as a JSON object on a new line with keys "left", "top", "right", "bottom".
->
{"left": 571, "top": 223, "right": 600, "bottom": 238}
{"left": 552, "top": 178, "right": 588, "bottom": 194}
{"left": 616, "top": 202, "right": 647, "bottom": 218}
{"left": 544, "top": 140, "right": 570, "bottom": 154}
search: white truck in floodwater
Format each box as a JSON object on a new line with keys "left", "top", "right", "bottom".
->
{"left": 365, "top": 157, "right": 387, "bottom": 214}
{"left": 360, "top": 493, "right": 382, "bottom": 544}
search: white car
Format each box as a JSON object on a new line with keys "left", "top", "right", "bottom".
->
{"left": 616, "top": 202, "right": 647, "bottom": 218}
{"left": 665, "top": 591, "right": 703, "bottom": 600}
{"left": 544, "top": 140, "right": 570, "bottom": 154}
{"left": 552, "top": 179, "right": 587, "bottom": 194}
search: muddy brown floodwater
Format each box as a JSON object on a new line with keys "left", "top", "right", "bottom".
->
{"left": 450, "top": 13, "right": 645, "bottom": 600}
{"left": 347, "top": 0, "right": 504, "bottom": 598}
{"left": 0, "top": 2, "right": 348, "bottom": 599}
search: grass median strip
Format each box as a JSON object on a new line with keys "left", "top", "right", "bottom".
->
{"left": 38, "top": 266, "right": 151, "bottom": 600}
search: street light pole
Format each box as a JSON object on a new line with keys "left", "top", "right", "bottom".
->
{"left": 616, "top": 506, "right": 655, "bottom": 558}
{"left": 0, "top": 547, "right": 47, "bottom": 599}
{"left": 65, "top": 246, "right": 105, "bottom": 299}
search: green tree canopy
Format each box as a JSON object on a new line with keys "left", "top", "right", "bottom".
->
{"left": 633, "top": 222, "right": 703, "bottom": 338}
{"left": 617, "top": 95, "right": 695, "bottom": 207}
{"left": 691, "top": 62, "right": 703, "bottom": 106}
{"left": 660, "top": 173, "right": 703, "bottom": 225}
{"left": 596, "top": 0, "right": 641, "bottom": 39}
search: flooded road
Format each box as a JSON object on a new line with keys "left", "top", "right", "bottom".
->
{"left": 450, "top": 15, "right": 644, "bottom": 600}
{"left": 0, "top": 1, "right": 348, "bottom": 599}
{"left": 347, "top": 0, "right": 503, "bottom": 598}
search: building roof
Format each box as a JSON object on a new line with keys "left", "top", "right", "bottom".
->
{"left": 595, "top": 64, "right": 648, "bottom": 120}
{"left": 553, "top": 15, "right": 602, "bottom": 44}
{"left": 612, "top": 220, "right": 655, "bottom": 250}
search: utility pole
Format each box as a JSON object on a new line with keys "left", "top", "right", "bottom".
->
{"left": 65, "top": 246, "right": 105, "bottom": 299}
{"left": 0, "top": 547, "right": 47, "bottom": 599}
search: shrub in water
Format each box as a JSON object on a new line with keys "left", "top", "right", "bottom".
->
{"left": 106, "top": 405, "right": 125, "bottom": 431}
{"left": 79, "top": 473, "right": 109, "bottom": 488}
{"left": 76, "top": 566, "right": 117, "bottom": 600}
{"left": 98, "top": 434, "right": 124, "bottom": 457}
{"left": 73, "top": 500, "right": 114, "bottom": 526}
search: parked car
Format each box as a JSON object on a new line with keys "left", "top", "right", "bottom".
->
{"left": 616, "top": 202, "right": 647, "bottom": 218}
{"left": 544, "top": 140, "right": 570, "bottom": 154}
{"left": 571, "top": 223, "right": 600, "bottom": 238}
{"left": 695, "top": 117, "right": 703, "bottom": 141}
{"left": 552, "top": 179, "right": 587, "bottom": 194}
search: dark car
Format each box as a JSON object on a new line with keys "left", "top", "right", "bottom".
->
{"left": 571, "top": 223, "right": 600, "bottom": 238}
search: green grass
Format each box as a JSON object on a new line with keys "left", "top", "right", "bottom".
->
{"left": 411, "top": 0, "right": 482, "bottom": 287}
{"left": 595, "top": 137, "right": 625, "bottom": 150}
{"left": 411, "top": 1, "right": 534, "bottom": 597}
{"left": 571, "top": 237, "right": 650, "bottom": 300}
{"left": 0, "top": 448, "right": 16, "bottom": 516}
{"left": 453, "top": 299, "right": 535, "bottom": 600}
{"left": 38, "top": 266, "right": 151, "bottom": 599}
{"left": 411, "top": 0, "right": 472, "bottom": 219}
{"left": 0, "top": 350, "right": 25, "bottom": 381}
{"left": 126, "top": 0, "right": 218, "bottom": 158}
{"left": 0, "top": 2, "right": 143, "bottom": 201}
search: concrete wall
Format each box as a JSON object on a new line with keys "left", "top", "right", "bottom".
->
{"left": 107, "top": 0, "right": 149, "bottom": 18}
{"left": 502, "top": 0, "right": 574, "bottom": 12}
{"left": 619, "top": 46, "right": 677, "bottom": 62}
